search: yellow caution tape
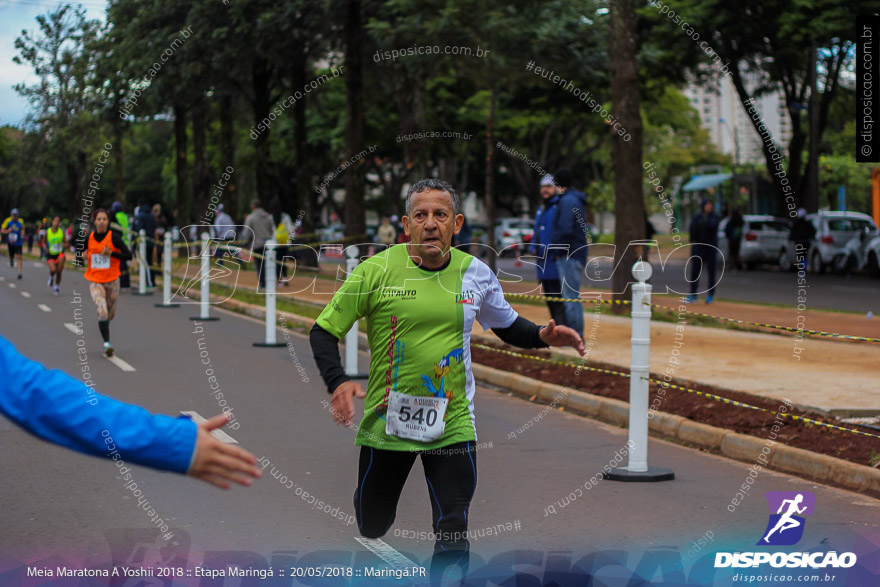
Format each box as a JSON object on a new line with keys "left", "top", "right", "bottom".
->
{"left": 504, "top": 292, "right": 631, "bottom": 305}
{"left": 650, "top": 303, "right": 880, "bottom": 344}
{"left": 472, "top": 343, "right": 880, "bottom": 440}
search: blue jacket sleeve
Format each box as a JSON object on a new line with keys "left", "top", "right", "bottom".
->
{"left": 0, "top": 335, "right": 198, "bottom": 474}
{"left": 553, "top": 194, "right": 577, "bottom": 242}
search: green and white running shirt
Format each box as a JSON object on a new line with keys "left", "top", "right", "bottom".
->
{"left": 316, "top": 244, "right": 518, "bottom": 451}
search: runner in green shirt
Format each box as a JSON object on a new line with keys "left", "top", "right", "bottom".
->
{"left": 310, "top": 178, "right": 584, "bottom": 581}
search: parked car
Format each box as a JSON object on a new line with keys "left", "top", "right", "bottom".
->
{"left": 495, "top": 217, "right": 534, "bottom": 256}
{"left": 717, "top": 215, "right": 791, "bottom": 270}
{"left": 806, "top": 211, "right": 878, "bottom": 274}
{"left": 832, "top": 226, "right": 880, "bottom": 276}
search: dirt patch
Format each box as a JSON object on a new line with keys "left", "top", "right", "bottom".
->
{"left": 472, "top": 343, "right": 880, "bottom": 470}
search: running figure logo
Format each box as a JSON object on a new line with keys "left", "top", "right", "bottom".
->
{"left": 758, "top": 491, "right": 815, "bottom": 546}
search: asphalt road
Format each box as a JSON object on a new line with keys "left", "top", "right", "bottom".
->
{"left": 1, "top": 262, "right": 878, "bottom": 585}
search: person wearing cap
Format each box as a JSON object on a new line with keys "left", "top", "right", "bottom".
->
{"left": 686, "top": 198, "right": 722, "bottom": 303}
{"left": 548, "top": 168, "right": 588, "bottom": 338}
{"left": 1, "top": 209, "right": 24, "bottom": 278}
{"left": 789, "top": 208, "right": 816, "bottom": 271}
{"left": 531, "top": 175, "right": 566, "bottom": 326}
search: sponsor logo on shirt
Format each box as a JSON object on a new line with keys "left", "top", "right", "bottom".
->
{"left": 381, "top": 287, "right": 417, "bottom": 300}
{"left": 456, "top": 290, "right": 475, "bottom": 304}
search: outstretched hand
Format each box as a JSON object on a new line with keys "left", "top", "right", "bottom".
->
{"left": 539, "top": 319, "right": 586, "bottom": 356}
{"left": 189, "top": 414, "right": 261, "bottom": 489}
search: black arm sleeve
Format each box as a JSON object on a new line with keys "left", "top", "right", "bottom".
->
{"left": 309, "top": 323, "right": 351, "bottom": 394}
{"left": 110, "top": 231, "right": 133, "bottom": 261}
{"left": 492, "top": 315, "right": 549, "bottom": 349}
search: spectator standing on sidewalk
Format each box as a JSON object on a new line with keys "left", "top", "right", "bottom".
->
{"left": 531, "top": 174, "right": 566, "bottom": 326}
{"left": 790, "top": 208, "right": 817, "bottom": 271}
{"left": 686, "top": 198, "right": 722, "bottom": 303}
{"left": 244, "top": 199, "right": 276, "bottom": 290}
{"left": 549, "top": 168, "right": 588, "bottom": 339}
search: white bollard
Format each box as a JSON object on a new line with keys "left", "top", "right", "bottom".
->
{"left": 155, "top": 232, "right": 179, "bottom": 308}
{"left": 344, "top": 246, "right": 368, "bottom": 378}
{"left": 132, "top": 229, "right": 153, "bottom": 296}
{"left": 189, "top": 232, "right": 218, "bottom": 321}
{"left": 604, "top": 261, "right": 674, "bottom": 482}
{"left": 254, "top": 239, "right": 284, "bottom": 347}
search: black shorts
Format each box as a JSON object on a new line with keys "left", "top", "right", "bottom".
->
{"left": 7, "top": 243, "right": 22, "bottom": 255}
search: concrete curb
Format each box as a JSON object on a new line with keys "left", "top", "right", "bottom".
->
{"left": 184, "top": 290, "right": 880, "bottom": 496}
{"left": 471, "top": 362, "right": 880, "bottom": 496}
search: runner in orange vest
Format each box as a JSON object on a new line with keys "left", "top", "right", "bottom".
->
{"left": 84, "top": 209, "right": 132, "bottom": 357}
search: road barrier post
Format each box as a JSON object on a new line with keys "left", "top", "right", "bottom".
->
{"left": 132, "top": 229, "right": 153, "bottom": 296}
{"left": 155, "top": 232, "right": 179, "bottom": 308}
{"left": 344, "top": 246, "right": 368, "bottom": 379}
{"left": 189, "top": 232, "right": 218, "bottom": 321}
{"left": 254, "top": 239, "right": 285, "bottom": 347}
{"left": 605, "top": 261, "right": 674, "bottom": 482}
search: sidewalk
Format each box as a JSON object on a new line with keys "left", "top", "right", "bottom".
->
{"left": 166, "top": 257, "right": 880, "bottom": 415}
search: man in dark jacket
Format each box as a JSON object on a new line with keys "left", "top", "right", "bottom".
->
{"left": 687, "top": 198, "right": 722, "bottom": 303}
{"left": 549, "top": 168, "right": 588, "bottom": 338}
{"left": 531, "top": 174, "right": 566, "bottom": 325}
{"left": 789, "top": 208, "right": 817, "bottom": 270}
{"left": 133, "top": 201, "right": 158, "bottom": 288}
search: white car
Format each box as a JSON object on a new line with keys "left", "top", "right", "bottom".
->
{"left": 806, "top": 211, "right": 878, "bottom": 274}
{"left": 717, "top": 215, "right": 791, "bottom": 270}
{"left": 495, "top": 217, "right": 534, "bottom": 256}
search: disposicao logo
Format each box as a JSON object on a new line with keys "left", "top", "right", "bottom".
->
{"left": 758, "top": 491, "right": 815, "bottom": 546}
{"left": 714, "top": 491, "right": 857, "bottom": 570}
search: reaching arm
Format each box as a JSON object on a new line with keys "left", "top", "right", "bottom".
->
{"left": 492, "top": 315, "right": 549, "bottom": 349}
{"left": 0, "top": 335, "right": 260, "bottom": 488}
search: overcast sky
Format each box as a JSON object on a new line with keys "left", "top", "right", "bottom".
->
{"left": 0, "top": 0, "right": 107, "bottom": 128}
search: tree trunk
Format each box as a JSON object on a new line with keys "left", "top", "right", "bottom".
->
{"left": 173, "top": 104, "right": 191, "bottom": 225}
{"left": 192, "top": 101, "right": 210, "bottom": 222}
{"left": 113, "top": 120, "right": 125, "bottom": 204}
{"left": 484, "top": 58, "right": 497, "bottom": 273}
{"left": 343, "top": 0, "right": 366, "bottom": 239}
{"left": 610, "top": 0, "right": 645, "bottom": 309}
{"left": 252, "top": 57, "right": 274, "bottom": 206}
{"left": 291, "top": 44, "right": 318, "bottom": 267}
{"left": 219, "top": 93, "right": 238, "bottom": 220}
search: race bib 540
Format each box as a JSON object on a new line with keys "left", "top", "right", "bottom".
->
{"left": 385, "top": 391, "right": 448, "bottom": 443}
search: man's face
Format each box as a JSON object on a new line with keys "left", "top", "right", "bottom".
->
{"left": 402, "top": 189, "right": 463, "bottom": 266}
{"left": 540, "top": 185, "right": 555, "bottom": 199}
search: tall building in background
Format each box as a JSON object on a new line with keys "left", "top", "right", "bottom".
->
{"left": 683, "top": 70, "right": 792, "bottom": 165}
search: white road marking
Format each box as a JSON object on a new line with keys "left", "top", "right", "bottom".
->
{"left": 38, "top": 304, "right": 51, "bottom": 312}
{"left": 8, "top": 283, "right": 15, "bottom": 288}
{"left": 0, "top": 276, "right": 5, "bottom": 280}
{"left": 21, "top": 291, "right": 31, "bottom": 298}
{"left": 64, "top": 322, "right": 83, "bottom": 335}
{"left": 353, "top": 537, "right": 418, "bottom": 570}
{"left": 107, "top": 355, "right": 136, "bottom": 372}
{"left": 179, "top": 410, "right": 239, "bottom": 444}
{"left": 32, "top": 262, "right": 41, "bottom": 268}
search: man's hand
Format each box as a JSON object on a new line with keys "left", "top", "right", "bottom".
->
{"left": 189, "top": 413, "right": 261, "bottom": 489}
{"left": 539, "top": 319, "right": 586, "bottom": 356}
{"left": 101, "top": 245, "right": 112, "bottom": 255}
{"left": 330, "top": 380, "right": 366, "bottom": 427}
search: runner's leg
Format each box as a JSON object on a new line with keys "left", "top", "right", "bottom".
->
{"left": 421, "top": 441, "right": 477, "bottom": 583}
{"left": 90, "top": 281, "right": 110, "bottom": 342}
{"left": 353, "top": 446, "right": 417, "bottom": 538}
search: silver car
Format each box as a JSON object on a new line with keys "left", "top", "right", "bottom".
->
{"left": 718, "top": 215, "right": 791, "bottom": 270}
{"left": 806, "top": 211, "right": 878, "bottom": 274}
{"left": 495, "top": 217, "right": 534, "bottom": 256}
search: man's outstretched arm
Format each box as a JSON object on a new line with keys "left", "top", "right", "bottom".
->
{"left": 0, "top": 335, "right": 260, "bottom": 488}
{"left": 492, "top": 316, "right": 585, "bottom": 355}
{"left": 309, "top": 322, "right": 364, "bottom": 426}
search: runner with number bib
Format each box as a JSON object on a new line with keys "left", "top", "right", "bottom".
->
{"left": 309, "top": 179, "right": 585, "bottom": 582}
{"left": 1, "top": 208, "right": 24, "bottom": 279}
{"left": 85, "top": 209, "right": 132, "bottom": 357}
{"left": 45, "top": 217, "right": 68, "bottom": 295}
